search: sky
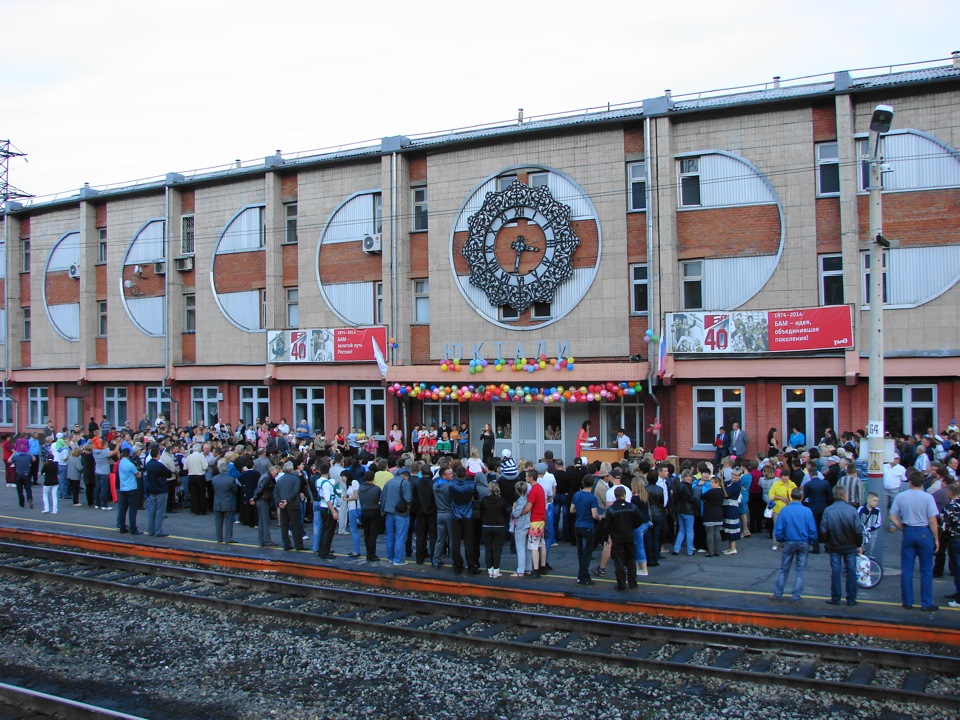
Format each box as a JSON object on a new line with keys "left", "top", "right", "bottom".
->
{"left": 2, "top": 0, "right": 958, "bottom": 202}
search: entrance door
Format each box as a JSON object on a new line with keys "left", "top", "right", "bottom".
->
{"left": 516, "top": 406, "right": 540, "bottom": 465}
{"left": 66, "top": 398, "right": 82, "bottom": 430}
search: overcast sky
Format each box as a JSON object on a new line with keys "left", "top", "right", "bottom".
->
{"left": 2, "top": 0, "right": 958, "bottom": 201}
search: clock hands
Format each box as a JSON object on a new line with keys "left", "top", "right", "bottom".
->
{"left": 510, "top": 235, "right": 540, "bottom": 273}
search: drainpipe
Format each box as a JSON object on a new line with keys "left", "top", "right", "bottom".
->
{"left": 644, "top": 116, "right": 661, "bottom": 440}
{"left": 163, "top": 185, "right": 176, "bottom": 426}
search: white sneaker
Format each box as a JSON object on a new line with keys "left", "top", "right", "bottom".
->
{"left": 493, "top": 569, "right": 501, "bottom": 578}
{"left": 637, "top": 569, "right": 649, "bottom": 576}
{"left": 772, "top": 544, "right": 778, "bottom": 550}
{"left": 948, "top": 600, "right": 959, "bottom": 608}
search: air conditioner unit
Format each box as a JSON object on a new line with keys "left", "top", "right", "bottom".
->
{"left": 153, "top": 261, "right": 167, "bottom": 275}
{"left": 362, "top": 233, "right": 382, "bottom": 254}
{"left": 68, "top": 263, "right": 81, "bottom": 279}
{"left": 174, "top": 256, "right": 194, "bottom": 272}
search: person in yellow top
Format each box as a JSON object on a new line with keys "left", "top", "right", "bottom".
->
{"left": 767, "top": 475, "right": 797, "bottom": 551}
{"left": 373, "top": 459, "right": 394, "bottom": 490}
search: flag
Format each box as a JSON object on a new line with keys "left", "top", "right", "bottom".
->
{"left": 371, "top": 337, "right": 389, "bottom": 380}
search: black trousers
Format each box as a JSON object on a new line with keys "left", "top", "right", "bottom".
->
{"left": 482, "top": 526, "right": 506, "bottom": 569}
{"left": 188, "top": 475, "right": 207, "bottom": 514}
{"left": 361, "top": 508, "right": 381, "bottom": 560}
{"left": 279, "top": 503, "right": 304, "bottom": 550}
{"left": 575, "top": 526, "right": 595, "bottom": 581}
{"left": 450, "top": 516, "right": 477, "bottom": 570}
{"left": 611, "top": 539, "right": 637, "bottom": 588}
{"left": 415, "top": 511, "right": 437, "bottom": 563}
{"left": 318, "top": 508, "right": 337, "bottom": 555}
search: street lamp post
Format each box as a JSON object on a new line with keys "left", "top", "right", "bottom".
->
{"left": 866, "top": 104, "right": 893, "bottom": 567}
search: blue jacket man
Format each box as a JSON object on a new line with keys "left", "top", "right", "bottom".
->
{"left": 771, "top": 487, "right": 818, "bottom": 602}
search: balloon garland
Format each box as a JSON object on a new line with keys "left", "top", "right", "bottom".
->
{"left": 438, "top": 354, "right": 578, "bottom": 374}
{"left": 387, "top": 381, "right": 643, "bottom": 404}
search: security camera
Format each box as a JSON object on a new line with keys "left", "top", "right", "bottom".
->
{"left": 869, "top": 104, "right": 894, "bottom": 134}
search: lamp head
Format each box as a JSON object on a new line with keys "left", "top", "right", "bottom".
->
{"left": 123, "top": 279, "right": 133, "bottom": 289}
{"left": 869, "top": 104, "right": 894, "bottom": 134}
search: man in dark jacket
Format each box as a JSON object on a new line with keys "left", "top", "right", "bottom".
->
{"left": 671, "top": 471, "right": 698, "bottom": 556}
{"left": 144, "top": 446, "right": 172, "bottom": 536}
{"left": 606, "top": 486, "right": 643, "bottom": 590}
{"left": 802, "top": 460, "right": 832, "bottom": 554}
{"left": 412, "top": 463, "right": 437, "bottom": 564}
{"left": 274, "top": 461, "right": 305, "bottom": 551}
{"left": 820, "top": 485, "right": 863, "bottom": 606}
{"left": 212, "top": 463, "right": 239, "bottom": 543}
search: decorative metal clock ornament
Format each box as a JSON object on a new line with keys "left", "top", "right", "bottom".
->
{"left": 461, "top": 180, "right": 581, "bottom": 313}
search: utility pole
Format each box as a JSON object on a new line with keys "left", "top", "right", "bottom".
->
{"left": 1, "top": 140, "right": 33, "bottom": 207}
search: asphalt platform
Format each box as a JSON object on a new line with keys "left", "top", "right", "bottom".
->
{"left": 1, "top": 486, "right": 957, "bottom": 633}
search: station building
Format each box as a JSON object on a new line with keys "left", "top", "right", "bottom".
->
{"left": 2, "top": 56, "right": 959, "bottom": 462}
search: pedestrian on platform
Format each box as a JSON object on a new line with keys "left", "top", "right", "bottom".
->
{"left": 889, "top": 469, "right": 940, "bottom": 611}
{"left": 606, "top": 486, "right": 643, "bottom": 591}
{"left": 820, "top": 485, "right": 863, "bottom": 607}
{"left": 940, "top": 483, "right": 960, "bottom": 608}
{"left": 770, "top": 487, "right": 818, "bottom": 602}
{"left": 144, "top": 446, "right": 172, "bottom": 537}
{"left": 211, "top": 462, "right": 238, "bottom": 543}
{"left": 570, "top": 474, "right": 600, "bottom": 584}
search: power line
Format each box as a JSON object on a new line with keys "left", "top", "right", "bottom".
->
{"left": 1, "top": 140, "right": 34, "bottom": 208}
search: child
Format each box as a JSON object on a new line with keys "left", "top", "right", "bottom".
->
{"left": 427, "top": 425, "right": 438, "bottom": 455}
{"left": 417, "top": 426, "right": 429, "bottom": 456}
{"left": 858, "top": 492, "right": 881, "bottom": 557}
{"left": 436, "top": 432, "right": 452, "bottom": 456}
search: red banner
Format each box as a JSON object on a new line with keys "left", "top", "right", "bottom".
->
{"left": 768, "top": 306, "right": 854, "bottom": 351}
{"left": 333, "top": 327, "right": 388, "bottom": 362}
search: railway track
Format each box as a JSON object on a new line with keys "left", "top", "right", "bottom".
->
{"left": 0, "top": 681, "right": 148, "bottom": 720}
{"left": 1, "top": 541, "right": 958, "bottom": 711}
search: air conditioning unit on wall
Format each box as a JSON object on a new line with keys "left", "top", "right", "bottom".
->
{"left": 68, "top": 263, "right": 81, "bottom": 279}
{"left": 154, "top": 261, "right": 167, "bottom": 275}
{"left": 174, "top": 256, "right": 194, "bottom": 272}
{"left": 362, "top": 233, "right": 382, "bottom": 254}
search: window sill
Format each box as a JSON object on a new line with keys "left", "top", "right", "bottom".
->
{"left": 182, "top": 330, "right": 196, "bottom": 335}
{"left": 627, "top": 208, "right": 647, "bottom": 214}
{"left": 629, "top": 311, "right": 650, "bottom": 317}
{"left": 410, "top": 229, "right": 428, "bottom": 235}
{"left": 280, "top": 241, "right": 298, "bottom": 246}
{"left": 816, "top": 193, "right": 840, "bottom": 199}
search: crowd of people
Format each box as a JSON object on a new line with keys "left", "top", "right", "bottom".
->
{"left": 3, "top": 415, "right": 959, "bottom": 610}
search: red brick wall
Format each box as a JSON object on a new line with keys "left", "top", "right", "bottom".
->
{"left": 0, "top": 280, "right": 5, "bottom": 309}
{"left": 816, "top": 198, "right": 841, "bottom": 253}
{"left": 45, "top": 272, "right": 80, "bottom": 304}
{"left": 182, "top": 333, "right": 196, "bottom": 364}
{"left": 857, "top": 189, "right": 960, "bottom": 246}
{"left": 95, "top": 204, "right": 108, "bottom": 227}
{"left": 20, "top": 341, "right": 30, "bottom": 367}
{"left": 19, "top": 217, "right": 30, "bottom": 238}
{"left": 408, "top": 156, "right": 427, "bottom": 184}
{"left": 213, "top": 251, "right": 266, "bottom": 292}
{"left": 624, "top": 125, "right": 645, "bottom": 154}
{"left": 280, "top": 174, "right": 298, "bottom": 202}
{"left": 181, "top": 190, "right": 195, "bottom": 214}
{"left": 410, "top": 324, "right": 431, "bottom": 364}
{"left": 95, "top": 337, "right": 107, "bottom": 365}
{"left": 409, "top": 233, "right": 429, "bottom": 276}
{"left": 628, "top": 315, "right": 649, "bottom": 357}
{"left": 676, "top": 205, "right": 780, "bottom": 259}
{"left": 812, "top": 103, "right": 837, "bottom": 142}
{"left": 96, "top": 264, "right": 106, "bottom": 301}
{"left": 281, "top": 244, "right": 298, "bottom": 286}
{"left": 121, "top": 266, "right": 165, "bottom": 299}
{"left": 19, "top": 275, "right": 30, "bottom": 304}
{"left": 181, "top": 266, "right": 195, "bottom": 288}
{"left": 626, "top": 213, "right": 647, "bottom": 262}
{"left": 318, "top": 242, "right": 382, "bottom": 283}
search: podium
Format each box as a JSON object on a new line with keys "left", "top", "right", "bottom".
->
{"left": 580, "top": 448, "right": 626, "bottom": 465}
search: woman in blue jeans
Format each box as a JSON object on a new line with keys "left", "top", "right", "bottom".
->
{"left": 631, "top": 478, "right": 651, "bottom": 576}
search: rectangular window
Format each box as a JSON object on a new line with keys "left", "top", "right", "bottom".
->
{"left": 496, "top": 175, "right": 517, "bottom": 192}
{"left": 104, "top": 387, "right": 128, "bottom": 428}
{"left": 22, "top": 306, "right": 31, "bottom": 341}
{"left": 28, "top": 387, "right": 48, "bottom": 426}
{"left": 374, "top": 282, "right": 383, "bottom": 325}
{"left": 284, "top": 202, "right": 298, "bottom": 244}
{"left": 373, "top": 193, "right": 383, "bottom": 234}
{"left": 259, "top": 289, "right": 268, "bottom": 330}
{"left": 293, "top": 387, "right": 326, "bottom": 436}
{"left": 285, "top": 288, "right": 299, "bottom": 328}
{"left": 192, "top": 386, "right": 219, "bottom": 427}
{"left": 816, "top": 142, "right": 840, "bottom": 195}
{"left": 602, "top": 400, "right": 643, "bottom": 449}
{"left": 679, "top": 157, "right": 701, "bottom": 207}
{"left": 499, "top": 305, "right": 519, "bottom": 322}
{"left": 529, "top": 172, "right": 549, "bottom": 188}
{"left": 819, "top": 254, "right": 844, "bottom": 306}
{"left": 884, "top": 385, "right": 936, "bottom": 437}
{"left": 183, "top": 293, "right": 196, "bottom": 332}
{"left": 861, "top": 251, "right": 888, "bottom": 307}
{"left": 422, "top": 402, "right": 461, "bottom": 430}
{"left": 413, "top": 279, "right": 429, "bottom": 324}
{"left": 0, "top": 387, "right": 13, "bottom": 426}
{"left": 145, "top": 386, "right": 171, "bottom": 424}
{"left": 21, "top": 238, "right": 30, "bottom": 273}
{"left": 693, "top": 386, "right": 743, "bottom": 449}
{"left": 681, "top": 260, "right": 704, "bottom": 310}
{"left": 97, "top": 227, "right": 108, "bottom": 263}
{"left": 97, "top": 300, "right": 108, "bottom": 336}
{"left": 531, "top": 302, "right": 551, "bottom": 320}
{"left": 412, "top": 188, "right": 428, "bottom": 231}
{"left": 630, "top": 263, "right": 649, "bottom": 314}
{"left": 351, "top": 386, "right": 385, "bottom": 438}
{"left": 181, "top": 215, "right": 195, "bottom": 255}
{"left": 240, "top": 386, "right": 270, "bottom": 428}
{"left": 783, "top": 386, "right": 837, "bottom": 447}
{"left": 857, "top": 138, "right": 881, "bottom": 192}
{"left": 627, "top": 161, "right": 646, "bottom": 211}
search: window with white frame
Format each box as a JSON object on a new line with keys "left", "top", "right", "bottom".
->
{"left": 627, "top": 161, "right": 646, "bottom": 211}
{"left": 240, "top": 386, "right": 270, "bottom": 428}
{"left": 373, "top": 193, "right": 383, "bottom": 234}
{"left": 531, "top": 302, "right": 551, "bottom": 320}
{"left": 422, "top": 402, "right": 460, "bottom": 430}
{"left": 192, "top": 386, "right": 219, "bottom": 427}
{"left": 819, "top": 254, "right": 844, "bottom": 306}
{"left": 181, "top": 215, "right": 195, "bottom": 255}
{"left": 293, "top": 387, "right": 325, "bottom": 436}
{"left": 259, "top": 289, "right": 267, "bottom": 330}
{"left": 104, "top": 387, "right": 128, "bottom": 428}
{"left": 28, "top": 387, "right": 48, "bottom": 426}
{"left": 413, "top": 279, "right": 429, "bottom": 324}
{"left": 412, "top": 188, "right": 428, "bottom": 231}
{"left": 681, "top": 260, "right": 704, "bottom": 310}
{"left": 884, "top": 385, "right": 936, "bottom": 437}
{"left": 21, "top": 238, "right": 30, "bottom": 273}
{"left": 693, "top": 386, "right": 743, "bottom": 449}
{"left": 22, "top": 306, "right": 31, "bottom": 341}
{"left": 630, "top": 263, "right": 649, "bottom": 314}
{"left": 861, "top": 251, "right": 888, "bottom": 307}
{"left": 496, "top": 175, "right": 517, "bottom": 192}
{"left": 374, "top": 282, "right": 383, "bottom": 325}
{"left": 679, "top": 157, "right": 701, "bottom": 207}
{"left": 145, "top": 386, "right": 171, "bottom": 424}
{"left": 783, "top": 386, "right": 837, "bottom": 448}
{"left": 602, "top": 399, "right": 643, "bottom": 449}
{"left": 285, "top": 288, "right": 299, "bottom": 328}
{"left": 284, "top": 202, "right": 298, "bottom": 244}
{"left": 97, "top": 227, "right": 108, "bottom": 263}
{"left": 499, "top": 305, "right": 519, "bottom": 322}
{"left": 857, "top": 137, "right": 879, "bottom": 192}
{"left": 183, "top": 293, "right": 196, "bottom": 332}
{"left": 97, "top": 301, "right": 108, "bottom": 337}
{"left": 0, "top": 386, "right": 12, "bottom": 425}
{"left": 351, "top": 386, "right": 385, "bottom": 437}
{"left": 816, "top": 142, "right": 840, "bottom": 196}
{"left": 529, "top": 172, "right": 549, "bottom": 188}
